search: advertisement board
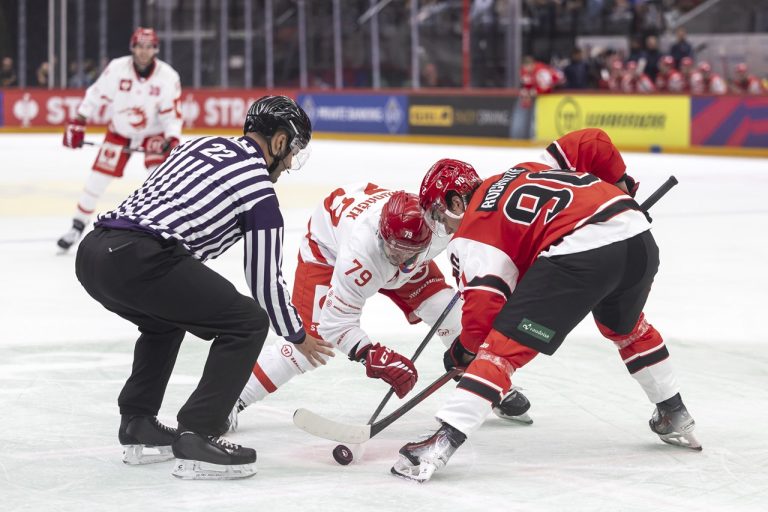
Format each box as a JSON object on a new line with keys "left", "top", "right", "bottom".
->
{"left": 0, "top": 89, "right": 294, "bottom": 130}
{"left": 536, "top": 94, "right": 690, "bottom": 149}
{"left": 691, "top": 96, "right": 768, "bottom": 148}
{"left": 407, "top": 95, "right": 532, "bottom": 139}
{"left": 297, "top": 93, "right": 407, "bottom": 135}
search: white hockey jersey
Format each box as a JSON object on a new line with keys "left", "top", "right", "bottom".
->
{"left": 76, "top": 56, "right": 182, "bottom": 145}
{"left": 299, "top": 182, "right": 454, "bottom": 356}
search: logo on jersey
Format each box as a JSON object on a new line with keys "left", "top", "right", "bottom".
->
{"left": 120, "top": 79, "right": 132, "bottom": 91}
{"left": 477, "top": 169, "right": 524, "bottom": 211}
{"left": 281, "top": 344, "right": 294, "bottom": 357}
{"left": 517, "top": 318, "right": 555, "bottom": 343}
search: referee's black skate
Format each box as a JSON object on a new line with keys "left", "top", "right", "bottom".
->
{"left": 57, "top": 219, "right": 85, "bottom": 251}
{"left": 492, "top": 388, "right": 533, "bottom": 424}
{"left": 391, "top": 422, "right": 466, "bottom": 483}
{"left": 171, "top": 431, "right": 256, "bottom": 480}
{"left": 649, "top": 393, "right": 702, "bottom": 451}
{"left": 119, "top": 415, "right": 178, "bottom": 465}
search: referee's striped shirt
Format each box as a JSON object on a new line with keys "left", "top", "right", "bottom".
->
{"left": 97, "top": 135, "right": 305, "bottom": 342}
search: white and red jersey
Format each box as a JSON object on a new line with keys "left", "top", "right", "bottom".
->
{"left": 449, "top": 168, "right": 650, "bottom": 352}
{"left": 655, "top": 69, "right": 685, "bottom": 92}
{"left": 301, "top": 182, "right": 456, "bottom": 355}
{"left": 621, "top": 73, "right": 656, "bottom": 93}
{"left": 76, "top": 56, "right": 182, "bottom": 145}
{"left": 731, "top": 76, "right": 764, "bottom": 95}
{"left": 520, "top": 62, "right": 560, "bottom": 95}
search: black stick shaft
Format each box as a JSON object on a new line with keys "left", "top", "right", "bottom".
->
{"left": 366, "top": 290, "right": 461, "bottom": 424}
{"left": 640, "top": 175, "right": 678, "bottom": 211}
{"left": 369, "top": 369, "right": 462, "bottom": 439}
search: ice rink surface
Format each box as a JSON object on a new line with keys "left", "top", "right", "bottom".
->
{"left": 1, "top": 134, "right": 767, "bottom": 511}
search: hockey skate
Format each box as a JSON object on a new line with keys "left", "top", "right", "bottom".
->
{"left": 391, "top": 422, "right": 466, "bottom": 483}
{"left": 56, "top": 219, "right": 86, "bottom": 251}
{"left": 118, "top": 415, "right": 178, "bottom": 465}
{"left": 171, "top": 431, "right": 256, "bottom": 480}
{"left": 649, "top": 393, "right": 702, "bottom": 451}
{"left": 492, "top": 388, "right": 533, "bottom": 425}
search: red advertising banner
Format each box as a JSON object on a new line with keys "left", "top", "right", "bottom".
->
{"left": 2, "top": 88, "right": 297, "bottom": 129}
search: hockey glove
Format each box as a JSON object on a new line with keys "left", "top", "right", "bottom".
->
{"left": 356, "top": 343, "right": 418, "bottom": 399}
{"left": 63, "top": 118, "right": 86, "bottom": 148}
{"left": 161, "top": 137, "right": 180, "bottom": 155}
{"left": 618, "top": 173, "right": 640, "bottom": 198}
{"left": 444, "top": 337, "right": 476, "bottom": 380}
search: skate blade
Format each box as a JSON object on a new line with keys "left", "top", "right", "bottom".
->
{"left": 122, "top": 445, "right": 174, "bottom": 465}
{"left": 171, "top": 459, "right": 257, "bottom": 480}
{"left": 493, "top": 410, "right": 533, "bottom": 425}
{"left": 390, "top": 456, "right": 436, "bottom": 483}
{"left": 659, "top": 431, "right": 702, "bottom": 451}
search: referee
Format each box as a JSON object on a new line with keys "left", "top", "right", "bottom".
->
{"left": 75, "top": 95, "right": 334, "bottom": 480}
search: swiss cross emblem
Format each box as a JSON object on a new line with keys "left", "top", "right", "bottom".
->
{"left": 149, "top": 85, "right": 160, "bottom": 96}
{"left": 119, "top": 79, "right": 132, "bottom": 91}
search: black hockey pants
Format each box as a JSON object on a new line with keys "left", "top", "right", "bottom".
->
{"left": 75, "top": 227, "right": 269, "bottom": 435}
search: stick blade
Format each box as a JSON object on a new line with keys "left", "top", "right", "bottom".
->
{"left": 293, "top": 408, "right": 372, "bottom": 444}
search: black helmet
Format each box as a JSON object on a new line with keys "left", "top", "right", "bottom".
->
{"left": 243, "top": 95, "right": 312, "bottom": 151}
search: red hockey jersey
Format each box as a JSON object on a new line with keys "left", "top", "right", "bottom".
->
{"left": 450, "top": 167, "right": 651, "bottom": 352}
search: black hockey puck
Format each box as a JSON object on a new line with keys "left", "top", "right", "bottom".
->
{"left": 332, "top": 444, "right": 353, "bottom": 465}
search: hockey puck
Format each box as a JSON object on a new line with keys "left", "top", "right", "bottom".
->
{"left": 332, "top": 444, "right": 353, "bottom": 465}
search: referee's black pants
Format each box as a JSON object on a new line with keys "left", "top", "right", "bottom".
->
{"left": 75, "top": 227, "right": 269, "bottom": 435}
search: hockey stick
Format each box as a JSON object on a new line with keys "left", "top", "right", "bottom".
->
{"left": 294, "top": 369, "right": 462, "bottom": 444}
{"left": 83, "top": 140, "right": 162, "bottom": 155}
{"left": 639, "top": 175, "right": 678, "bottom": 211}
{"left": 366, "top": 290, "right": 461, "bottom": 424}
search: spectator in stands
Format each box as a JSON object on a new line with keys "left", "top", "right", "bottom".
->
{"left": 730, "top": 63, "right": 764, "bottom": 95}
{"left": 642, "top": 35, "right": 662, "bottom": 82}
{"left": 421, "top": 61, "right": 442, "bottom": 88}
{"left": 679, "top": 56, "right": 695, "bottom": 92}
{"left": 631, "top": 0, "right": 666, "bottom": 41}
{"left": 36, "top": 61, "right": 50, "bottom": 87}
{"left": 603, "top": 58, "right": 624, "bottom": 91}
{"left": 669, "top": 27, "right": 694, "bottom": 69}
{"left": 563, "top": 48, "right": 590, "bottom": 89}
{"left": 520, "top": 55, "right": 561, "bottom": 96}
{"left": 1, "top": 56, "right": 18, "bottom": 87}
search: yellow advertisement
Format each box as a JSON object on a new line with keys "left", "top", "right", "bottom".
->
{"left": 536, "top": 95, "right": 690, "bottom": 149}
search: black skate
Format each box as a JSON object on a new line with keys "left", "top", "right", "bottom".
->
{"left": 492, "top": 388, "right": 533, "bottom": 424}
{"left": 57, "top": 219, "right": 85, "bottom": 251}
{"left": 649, "top": 393, "right": 702, "bottom": 451}
{"left": 118, "top": 415, "right": 178, "bottom": 465}
{"left": 391, "top": 422, "right": 466, "bottom": 483}
{"left": 171, "top": 431, "right": 257, "bottom": 480}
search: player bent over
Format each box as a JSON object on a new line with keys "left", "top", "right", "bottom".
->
{"left": 58, "top": 27, "right": 182, "bottom": 251}
{"left": 230, "top": 185, "right": 532, "bottom": 430}
{"left": 391, "top": 158, "right": 700, "bottom": 483}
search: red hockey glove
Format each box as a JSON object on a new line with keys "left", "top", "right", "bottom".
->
{"left": 618, "top": 173, "right": 640, "bottom": 198}
{"left": 161, "top": 137, "right": 180, "bottom": 155}
{"left": 358, "top": 343, "right": 418, "bottom": 399}
{"left": 63, "top": 118, "right": 85, "bottom": 148}
{"left": 443, "top": 337, "right": 476, "bottom": 380}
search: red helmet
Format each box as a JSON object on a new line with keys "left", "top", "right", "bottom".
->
{"left": 661, "top": 55, "right": 675, "bottom": 68}
{"left": 419, "top": 158, "right": 482, "bottom": 236}
{"left": 379, "top": 191, "right": 432, "bottom": 271}
{"left": 698, "top": 61, "right": 712, "bottom": 73}
{"left": 735, "top": 62, "right": 748, "bottom": 73}
{"left": 680, "top": 57, "right": 693, "bottom": 68}
{"left": 130, "top": 27, "right": 159, "bottom": 49}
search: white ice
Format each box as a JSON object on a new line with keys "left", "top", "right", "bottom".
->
{"left": 1, "top": 134, "right": 766, "bottom": 512}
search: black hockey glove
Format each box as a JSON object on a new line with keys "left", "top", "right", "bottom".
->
{"left": 444, "top": 337, "right": 476, "bottom": 381}
{"left": 618, "top": 173, "right": 640, "bottom": 197}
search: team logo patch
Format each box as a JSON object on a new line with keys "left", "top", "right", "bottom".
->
{"left": 120, "top": 79, "right": 132, "bottom": 91}
{"left": 517, "top": 318, "right": 555, "bottom": 343}
{"left": 281, "top": 344, "right": 293, "bottom": 357}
